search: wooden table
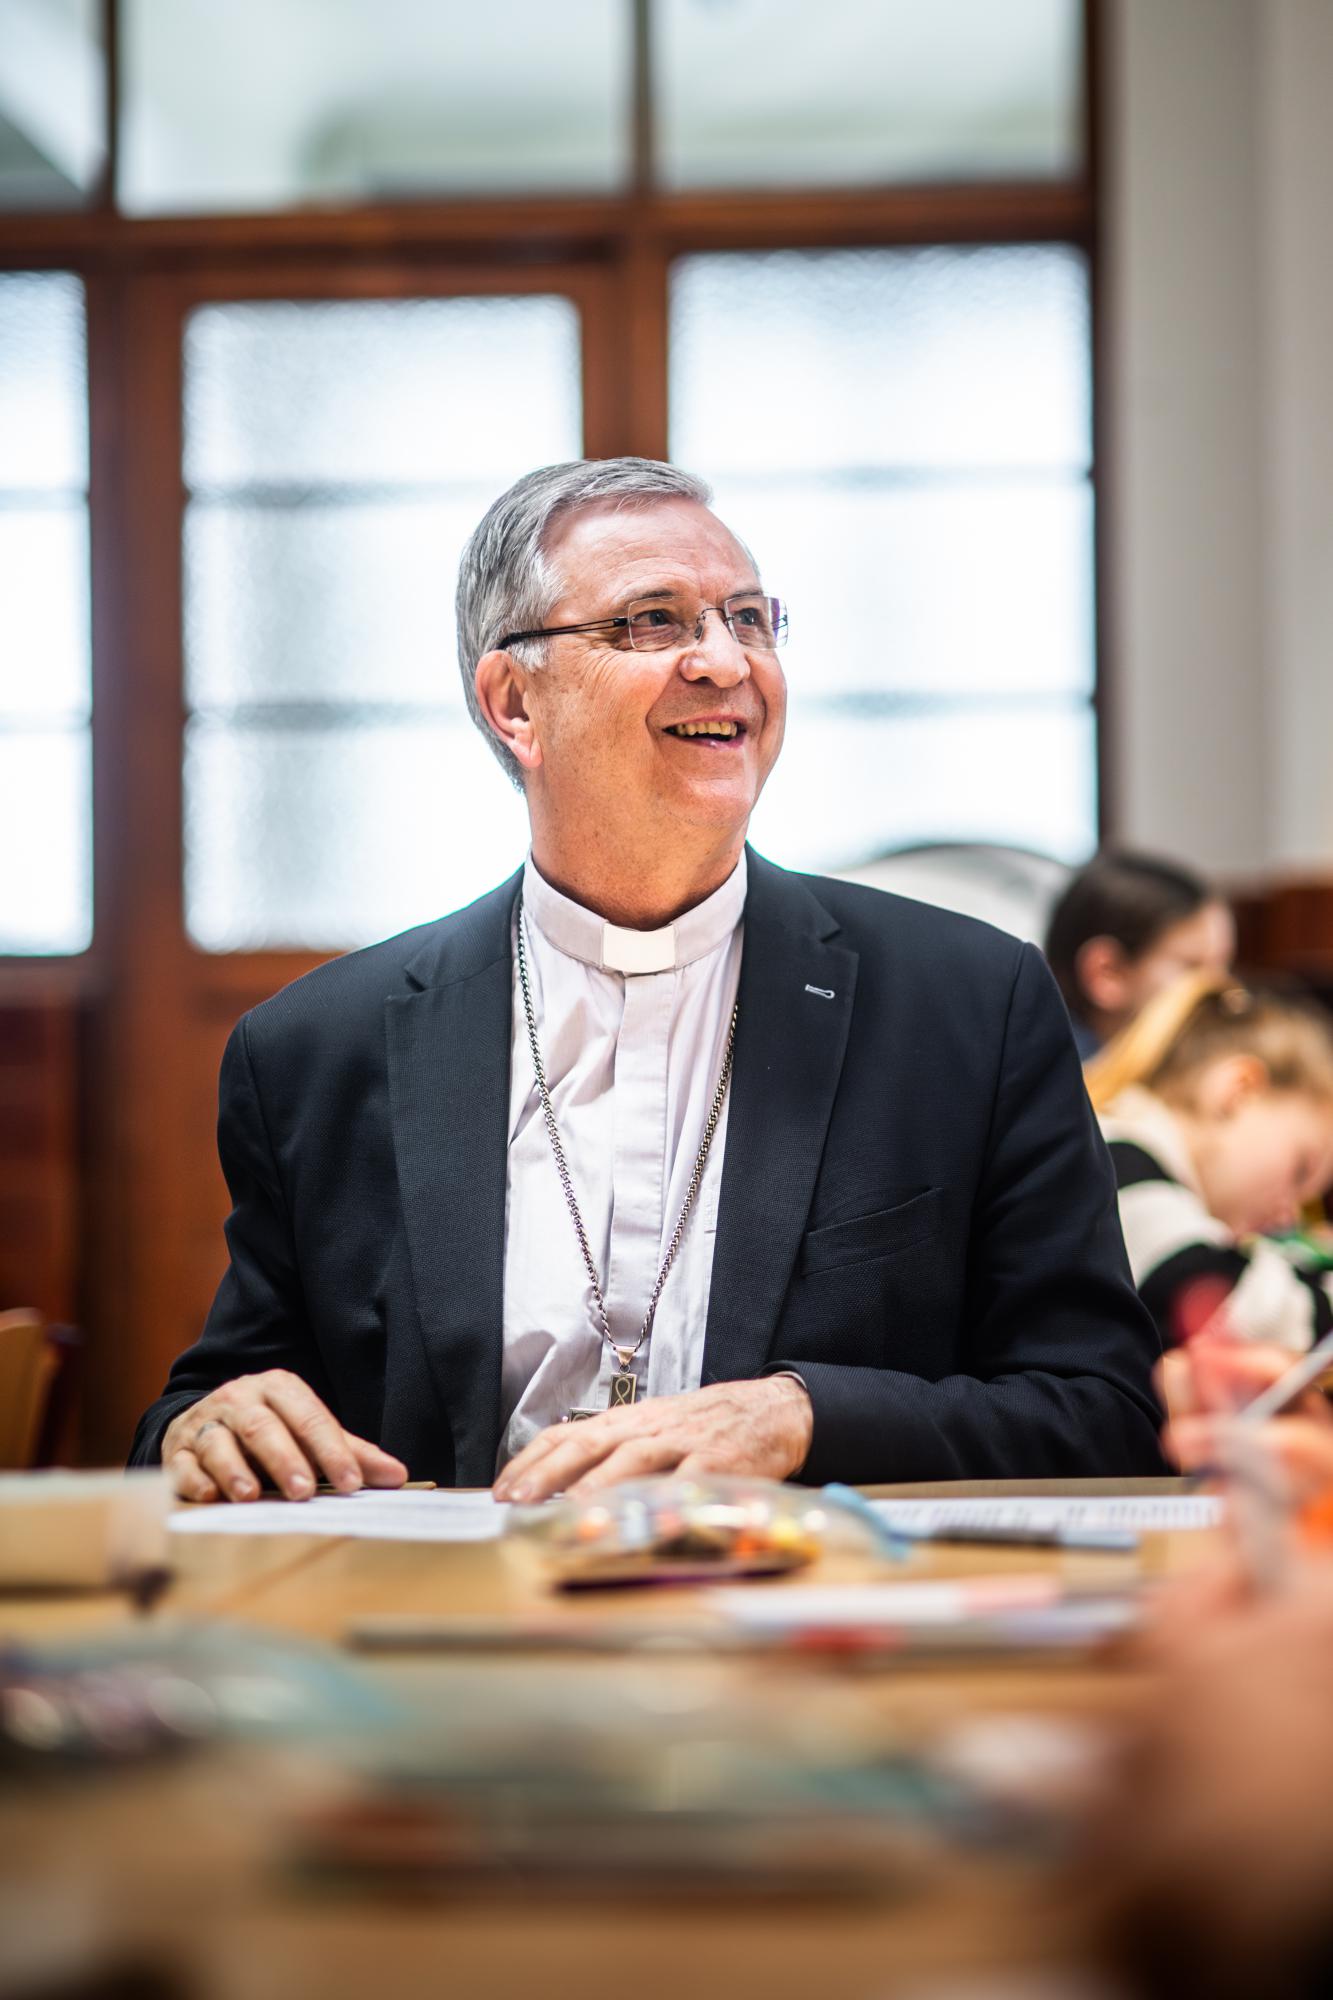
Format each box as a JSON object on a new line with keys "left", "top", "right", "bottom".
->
{"left": 0, "top": 1479, "right": 1210, "bottom": 2000}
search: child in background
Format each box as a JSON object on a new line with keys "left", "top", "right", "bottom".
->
{"left": 1086, "top": 971, "right": 1333, "bottom": 1351}
{"left": 1044, "top": 850, "right": 1234, "bottom": 1059}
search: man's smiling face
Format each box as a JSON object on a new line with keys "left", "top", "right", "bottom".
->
{"left": 520, "top": 498, "right": 786, "bottom": 848}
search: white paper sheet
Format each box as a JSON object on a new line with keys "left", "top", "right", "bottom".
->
{"left": 169, "top": 1488, "right": 509, "bottom": 1542}
{"left": 869, "top": 1494, "right": 1224, "bottom": 1534}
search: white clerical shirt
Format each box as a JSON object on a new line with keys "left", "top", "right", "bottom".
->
{"left": 497, "top": 852, "right": 746, "bottom": 1470}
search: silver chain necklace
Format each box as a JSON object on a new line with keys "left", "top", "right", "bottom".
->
{"left": 514, "top": 892, "right": 739, "bottom": 1417}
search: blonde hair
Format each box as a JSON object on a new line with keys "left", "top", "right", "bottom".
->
{"left": 1084, "top": 970, "right": 1333, "bottom": 1116}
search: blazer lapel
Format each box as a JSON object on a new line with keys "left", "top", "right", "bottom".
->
{"left": 385, "top": 873, "right": 519, "bottom": 1486}
{"left": 702, "top": 852, "right": 858, "bottom": 1384}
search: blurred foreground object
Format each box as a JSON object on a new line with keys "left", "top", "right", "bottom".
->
{"left": 0, "top": 1470, "right": 169, "bottom": 1590}
{"left": 1161, "top": 1334, "right": 1333, "bottom": 1513}
{"left": 1081, "top": 1557, "right": 1333, "bottom": 2000}
{"left": 507, "top": 1475, "right": 836, "bottom": 1588}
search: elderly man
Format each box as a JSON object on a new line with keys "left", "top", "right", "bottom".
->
{"left": 131, "top": 457, "right": 1163, "bottom": 1502}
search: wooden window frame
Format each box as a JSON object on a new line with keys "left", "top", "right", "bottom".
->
{"left": 0, "top": 0, "right": 1105, "bottom": 1453}
{"left": 0, "top": 0, "right": 1104, "bottom": 997}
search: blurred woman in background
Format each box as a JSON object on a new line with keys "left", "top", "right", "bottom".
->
{"left": 1045, "top": 850, "right": 1235, "bottom": 1059}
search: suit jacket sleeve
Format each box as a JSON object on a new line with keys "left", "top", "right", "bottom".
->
{"left": 787, "top": 943, "right": 1167, "bottom": 1482}
{"left": 127, "top": 1013, "right": 335, "bottom": 1466}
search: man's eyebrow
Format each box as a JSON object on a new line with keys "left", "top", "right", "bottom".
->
{"left": 616, "top": 581, "right": 765, "bottom": 607}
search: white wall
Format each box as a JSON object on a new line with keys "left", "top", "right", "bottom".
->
{"left": 1106, "top": 0, "right": 1333, "bottom": 880}
{"left": 1262, "top": 0, "right": 1333, "bottom": 870}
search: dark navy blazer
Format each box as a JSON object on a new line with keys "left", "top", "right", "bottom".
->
{"left": 130, "top": 850, "right": 1165, "bottom": 1484}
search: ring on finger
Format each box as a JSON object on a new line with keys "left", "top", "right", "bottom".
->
{"left": 193, "top": 1417, "right": 226, "bottom": 1442}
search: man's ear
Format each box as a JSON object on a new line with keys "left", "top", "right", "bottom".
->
{"left": 1075, "top": 935, "right": 1131, "bottom": 1014}
{"left": 474, "top": 649, "right": 542, "bottom": 775}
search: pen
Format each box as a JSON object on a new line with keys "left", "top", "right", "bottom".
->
{"left": 1238, "top": 1326, "right": 1333, "bottom": 1426}
{"left": 821, "top": 1484, "right": 1138, "bottom": 1553}
{"left": 894, "top": 1523, "right": 1140, "bottom": 1553}
{"left": 821, "top": 1483, "right": 912, "bottom": 1560}
{"left": 1186, "top": 1332, "right": 1333, "bottom": 1592}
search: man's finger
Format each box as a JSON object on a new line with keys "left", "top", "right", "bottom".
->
{"left": 566, "top": 1436, "right": 686, "bottom": 1496}
{"left": 212, "top": 1402, "right": 321, "bottom": 1499}
{"left": 674, "top": 1450, "right": 738, "bottom": 1480}
{"left": 494, "top": 1411, "right": 626, "bottom": 1499}
{"left": 190, "top": 1421, "right": 267, "bottom": 1502}
{"left": 348, "top": 1435, "right": 409, "bottom": 1487}
{"left": 501, "top": 1422, "right": 631, "bottom": 1502}
{"left": 264, "top": 1376, "right": 365, "bottom": 1493}
{"left": 167, "top": 1447, "right": 221, "bottom": 1504}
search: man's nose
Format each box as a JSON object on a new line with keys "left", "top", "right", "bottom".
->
{"left": 679, "top": 606, "right": 750, "bottom": 683}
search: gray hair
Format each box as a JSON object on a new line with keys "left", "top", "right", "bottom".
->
{"left": 455, "top": 457, "right": 713, "bottom": 787}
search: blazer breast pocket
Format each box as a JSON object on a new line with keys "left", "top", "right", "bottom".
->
{"left": 797, "top": 1188, "right": 945, "bottom": 1279}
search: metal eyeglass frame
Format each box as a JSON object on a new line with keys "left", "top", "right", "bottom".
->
{"left": 498, "top": 594, "right": 787, "bottom": 653}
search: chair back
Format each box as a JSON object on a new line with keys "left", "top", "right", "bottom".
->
{"left": 0, "top": 1309, "right": 60, "bottom": 1468}
{"left": 833, "top": 841, "right": 1072, "bottom": 944}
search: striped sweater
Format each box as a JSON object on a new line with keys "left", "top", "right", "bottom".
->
{"left": 1099, "top": 1087, "right": 1333, "bottom": 1352}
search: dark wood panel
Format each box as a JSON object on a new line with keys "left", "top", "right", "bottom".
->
{"left": 1233, "top": 878, "right": 1333, "bottom": 1004}
{"left": 0, "top": 182, "right": 1092, "bottom": 269}
{"left": 623, "top": 236, "right": 670, "bottom": 460}
{"left": 0, "top": 1004, "right": 78, "bottom": 1324}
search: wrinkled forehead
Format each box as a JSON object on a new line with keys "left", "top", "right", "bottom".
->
{"left": 542, "top": 496, "right": 760, "bottom": 611}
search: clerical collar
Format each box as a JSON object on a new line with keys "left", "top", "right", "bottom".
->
{"left": 520, "top": 851, "right": 747, "bottom": 975}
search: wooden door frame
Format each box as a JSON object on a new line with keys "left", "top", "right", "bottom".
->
{"left": 84, "top": 252, "right": 634, "bottom": 1454}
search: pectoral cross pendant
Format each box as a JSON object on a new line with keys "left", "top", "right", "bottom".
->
{"left": 566, "top": 1368, "right": 638, "bottom": 1423}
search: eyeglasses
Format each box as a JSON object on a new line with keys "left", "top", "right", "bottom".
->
{"left": 499, "top": 593, "right": 788, "bottom": 654}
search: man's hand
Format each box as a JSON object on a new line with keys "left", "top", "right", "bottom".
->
{"left": 162, "top": 1369, "right": 408, "bottom": 1503}
{"left": 492, "top": 1375, "right": 813, "bottom": 1504}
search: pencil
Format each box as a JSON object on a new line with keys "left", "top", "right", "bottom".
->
{"left": 1239, "top": 1327, "right": 1333, "bottom": 1426}
{"left": 307, "top": 1478, "right": 438, "bottom": 1496}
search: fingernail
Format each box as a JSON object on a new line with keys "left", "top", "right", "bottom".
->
{"left": 338, "top": 1470, "right": 362, "bottom": 1493}
{"left": 508, "top": 1482, "right": 531, "bottom": 1503}
{"left": 232, "top": 1476, "right": 255, "bottom": 1500}
{"left": 290, "top": 1474, "right": 313, "bottom": 1498}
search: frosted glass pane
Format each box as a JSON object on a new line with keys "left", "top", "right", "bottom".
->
{"left": 0, "top": 728, "right": 91, "bottom": 952}
{"left": 751, "top": 704, "right": 1095, "bottom": 872}
{"left": 120, "top": 0, "right": 628, "bottom": 214}
{"left": 671, "top": 248, "right": 1089, "bottom": 473}
{"left": 658, "top": 0, "right": 1081, "bottom": 190}
{"left": 184, "top": 498, "right": 477, "bottom": 712}
{"left": 0, "top": 270, "right": 92, "bottom": 955}
{"left": 184, "top": 721, "right": 529, "bottom": 952}
{"left": 184, "top": 295, "right": 581, "bottom": 489}
{"left": 712, "top": 478, "right": 1093, "bottom": 700}
{"left": 670, "top": 244, "right": 1096, "bottom": 864}
{"left": 0, "top": 272, "right": 87, "bottom": 488}
{"left": 182, "top": 290, "right": 581, "bottom": 950}
{"left": 0, "top": 0, "right": 106, "bottom": 209}
{"left": 0, "top": 505, "right": 91, "bottom": 720}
